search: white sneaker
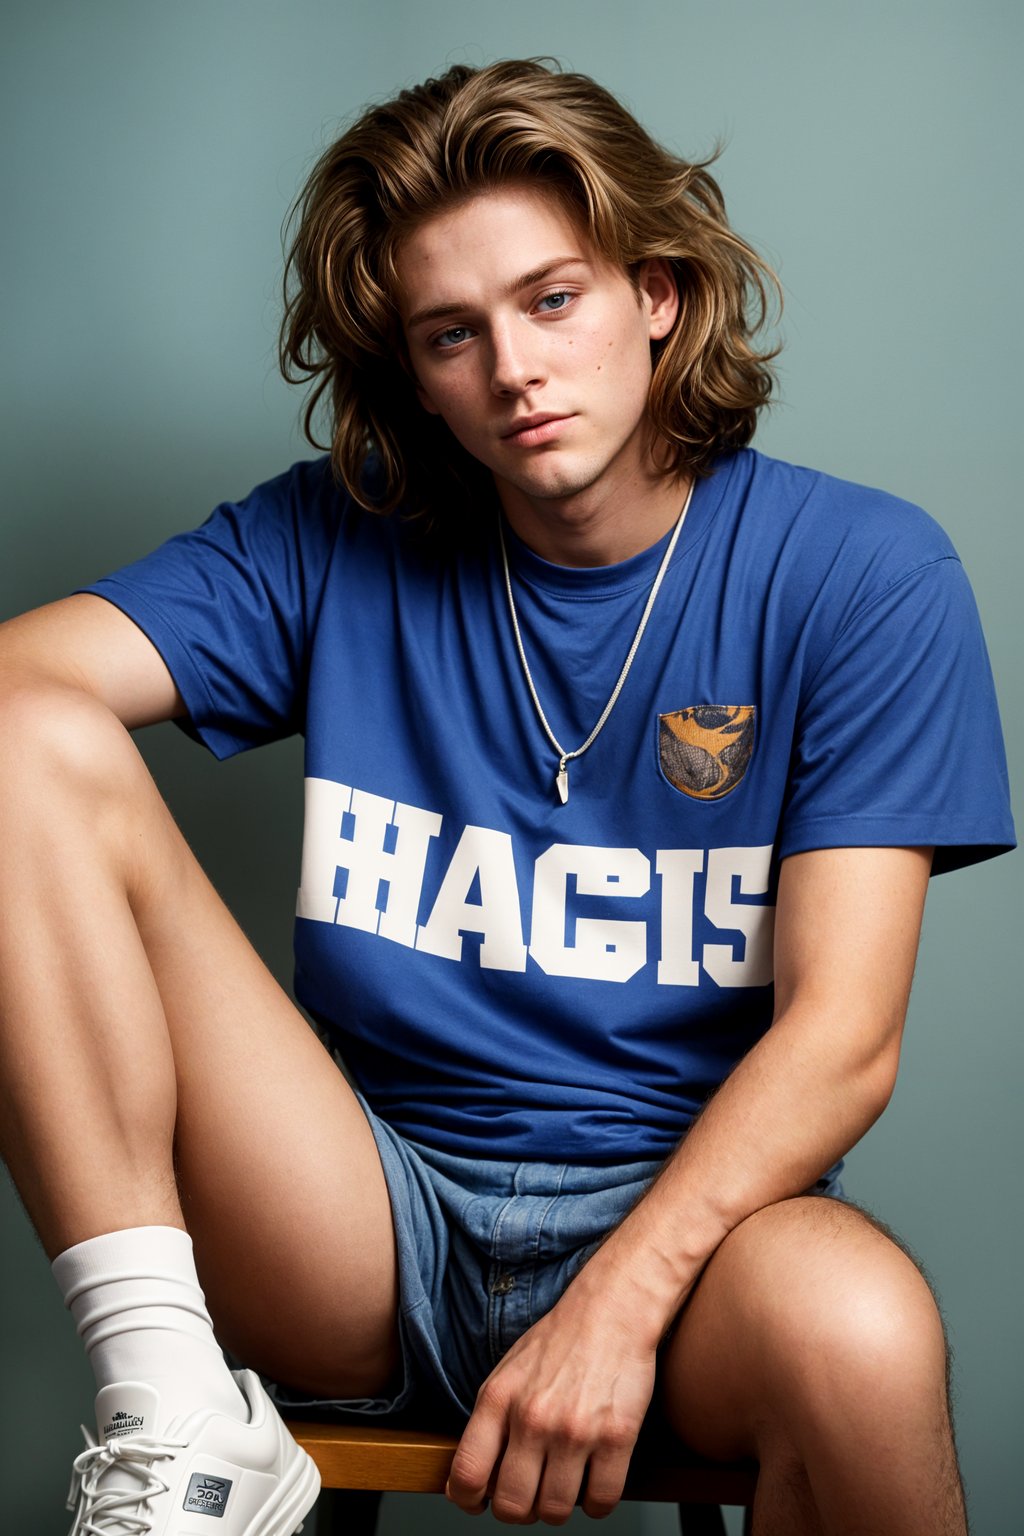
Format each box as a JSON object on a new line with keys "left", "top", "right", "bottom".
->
{"left": 66, "top": 1369, "right": 320, "bottom": 1535}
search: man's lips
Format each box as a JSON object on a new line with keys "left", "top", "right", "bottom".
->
{"left": 501, "top": 413, "right": 575, "bottom": 446}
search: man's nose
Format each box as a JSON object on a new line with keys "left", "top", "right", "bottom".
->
{"left": 489, "top": 319, "right": 544, "bottom": 396}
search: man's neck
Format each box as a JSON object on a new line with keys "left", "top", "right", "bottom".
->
{"left": 496, "top": 464, "right": 691, "bottom": 568}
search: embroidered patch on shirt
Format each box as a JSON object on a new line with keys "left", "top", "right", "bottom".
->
{"left": 659, "top": 706, "right": 756, "bottom": 799}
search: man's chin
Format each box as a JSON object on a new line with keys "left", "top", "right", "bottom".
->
{"left": 494, "top": 461, "right": 605, "bottom": 507}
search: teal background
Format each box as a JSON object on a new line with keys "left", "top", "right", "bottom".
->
{"left": 1, "top": 2, "right": 1019, "bottom": 1533}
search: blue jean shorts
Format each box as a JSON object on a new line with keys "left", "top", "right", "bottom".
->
{"left": 269, "top": 1096, "right": 844, "bottom": 1429}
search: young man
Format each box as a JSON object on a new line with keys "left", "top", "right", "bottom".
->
{"left": 0, "top": 58, "right": 1014, "bottom": 1536}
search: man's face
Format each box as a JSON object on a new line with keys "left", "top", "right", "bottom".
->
{"left": 396, "top": 185, "right": 678, "bottom": 531}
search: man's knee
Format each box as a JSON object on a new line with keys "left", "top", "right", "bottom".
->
{"left": 715, "top": 1196, "right": 950, "bottom": 1414}
{"left": 0, "top": 684, "right": 178, "bottom": 912}
{"left": 0, "top": 683, "right": 140, "bottom": 806}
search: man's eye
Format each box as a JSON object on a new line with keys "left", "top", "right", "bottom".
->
{"left": 538, "top": 291, "right": 572, "bottom": 312}
{"left": 435, "top": 326, "right": 472, "bottom": 349}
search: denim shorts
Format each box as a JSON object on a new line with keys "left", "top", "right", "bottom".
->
{"left": 269, "top": 1095, "right": 844, "bottom": 1429}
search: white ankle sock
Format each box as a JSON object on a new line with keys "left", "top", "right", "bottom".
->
{"left": 52, "top": 1225, "right": 247, "bottom": 1432}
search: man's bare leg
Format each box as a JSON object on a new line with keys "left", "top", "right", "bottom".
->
{"left": 659, "top": 1196, "right": 967, "bottom": 1536}
{"left": 0, "top": 685, "right": 399, "bottom": 1398}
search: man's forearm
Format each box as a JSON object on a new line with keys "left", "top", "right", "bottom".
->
{"left": 446, "top": 849, "right": 931, "bottom": 1522}
{"left": 566, "top": 1000, "right": 901, "bottom": 1346}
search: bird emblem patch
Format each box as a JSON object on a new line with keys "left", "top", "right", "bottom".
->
{"left": 659, "top": 705, "right": 756, "bottom": 799}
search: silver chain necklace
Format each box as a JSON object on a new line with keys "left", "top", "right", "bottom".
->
{"left": 498, "top": 481, "right": 695, "bottom": 805}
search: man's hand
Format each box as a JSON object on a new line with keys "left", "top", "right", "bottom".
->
{"left": 447, "top": 845, "right": 932, "bottom": 1525}
{"left": 446, "top": 1280, "right": 659, "bottom": 1525}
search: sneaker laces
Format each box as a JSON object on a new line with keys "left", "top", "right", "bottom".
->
{"left": 66, "top": 1430, "right": 188, "bottom": 1536}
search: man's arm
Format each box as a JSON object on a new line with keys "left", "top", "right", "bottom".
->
{"left": 0, "top": 594, "right": 185, "bottom": 726}
{"left": 446, "top": 843, "right": 933, "bottom": 1523}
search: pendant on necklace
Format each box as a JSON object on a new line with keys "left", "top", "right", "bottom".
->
{"left": 556, "top": 758, "right": 569, "bottom": 805}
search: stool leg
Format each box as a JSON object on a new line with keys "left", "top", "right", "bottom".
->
{"left": 677, "top": 1501, "right": 727, "bottom": 1536}
{"left": 316, "top": 1487, "right": 383, "bottom": 1536}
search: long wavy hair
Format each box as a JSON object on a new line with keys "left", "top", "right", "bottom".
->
{"left": 280, "top": 59, "right": 781, "bottom": 526}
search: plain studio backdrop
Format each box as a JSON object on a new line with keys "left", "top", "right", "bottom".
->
{"left": 1, "top": 3, "right": 1020, "bottom": 1534}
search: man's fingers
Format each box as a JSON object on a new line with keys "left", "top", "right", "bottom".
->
{"left": 533, "top": 1451, "right": 591, "bottom": 1525}
{"left": 488, "top": 1436, "right": 548, "bottom": 1524}
{"left": 447, "top": 1395, "right": 507, "bottom": 1514}
{"left": 488, "top": 1437, "right": 633, "bottom": 1526}
{"left": 447, "top": 1314, "right": 653, "bottom": 1523}
{"left": 580, "top": 1444, "right": 634, "bottom": 1521}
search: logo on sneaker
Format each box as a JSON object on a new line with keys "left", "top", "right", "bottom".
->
{"left": 104, "top": 1410, "right": 146, "bottom": 1439}
{"left": 183, "top": 1474, "right": 233, "bottom": 1518}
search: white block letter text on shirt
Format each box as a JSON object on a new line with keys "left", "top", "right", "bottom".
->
{"left": 530, "top": 845, "right": 649, "bottom": 983}
{"left": 655, "top": 848, "right": 704, "bottom": 986}
{"left": 702, "top": 844, "right": 775, "bottom": 987}
{"left": 296, "top": 778, "right": 441, "bottom": 947}
{"left": 417, "top": 825, "right": 528, "bottom": 971}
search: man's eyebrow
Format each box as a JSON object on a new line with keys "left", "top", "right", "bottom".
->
{"left": 405, "top": 257, "right": 589, "bottom": 330}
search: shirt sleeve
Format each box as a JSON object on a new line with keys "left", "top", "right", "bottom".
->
{"left": 778, "top": 554, "right": 1016, "bottom": 874}
{"left": 77, "top": 457, "right": 345, "bottom": 760}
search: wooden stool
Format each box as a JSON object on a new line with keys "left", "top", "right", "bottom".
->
{"left": 286, "top": 1420, "right": 756, "bottom": 1536}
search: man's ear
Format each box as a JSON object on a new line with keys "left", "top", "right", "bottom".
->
{"left": 638, "top": 258, "right": 679, "bottom": 341}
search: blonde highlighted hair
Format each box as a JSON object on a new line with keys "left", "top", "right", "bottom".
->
{"left": 280, "top": 59, "right": 781, "bottom": 525}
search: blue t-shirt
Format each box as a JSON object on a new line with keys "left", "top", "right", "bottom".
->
{"left": 82, "top": 449, "right": 1016, "bottom": 1162}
